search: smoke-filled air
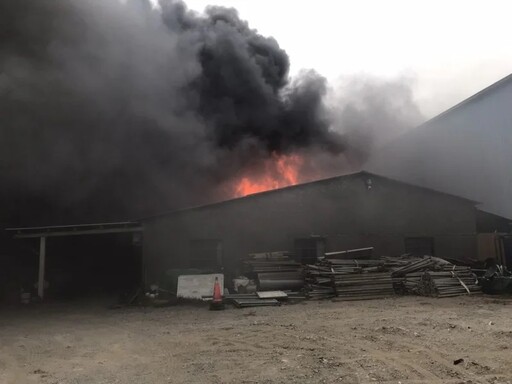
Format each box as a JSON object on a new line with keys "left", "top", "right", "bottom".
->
{"left": 0, "top": 0, "right": 423, "bottom": 225}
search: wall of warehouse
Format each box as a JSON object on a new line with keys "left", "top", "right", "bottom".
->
{"left": 142, "top": 173, "right": 477, "bottom": 284}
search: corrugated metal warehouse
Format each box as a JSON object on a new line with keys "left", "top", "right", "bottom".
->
{"left": 142, "top": 171, "right": 478, "bottom": 284}
{"left": 367, "top": 73, "right": 512, "bottom": 219}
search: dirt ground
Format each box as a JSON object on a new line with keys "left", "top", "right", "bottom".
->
{"left": 0, "top": 295, "right": 511, "bottom": 384}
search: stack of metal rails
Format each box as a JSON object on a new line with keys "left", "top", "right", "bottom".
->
{"left": 243, "top": 251, "right": 304, "bottom": 291}
{"left": 305, "top": 255, "right": 481, "bottom": 300}
{"left": 420, "top": 267, "right": 481, "bottom": 297}
{"left": 391, "top": 256, "right": 481, "bottom": 297}
{"left": 305, "top": 259, "right": 399, "bottom": 300}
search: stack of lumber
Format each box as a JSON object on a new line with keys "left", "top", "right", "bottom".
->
{"left": 391, "top": 256, "right": 481, "bottom": 297}
{"left": 390, "top": 256, "right": 445, "bottom": 277}
{"left": 305, "top": 259, "right": 399, "bottom": 300}
{"left": 305, "top": 256, "right": 481, "bottom": 300}
{"left": 243, "top": 251, "right": 301, "bottom": 274}
{"left": 243, "top": 251, "right": 303, "bottom": 291}
{"left": 399, "top": 272, "right": 424, "bottom": 295}
{"left": 420, "top": 266, "right": 481, "bottom": 297}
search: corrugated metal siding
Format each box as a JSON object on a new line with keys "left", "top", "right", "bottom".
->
{"left": 367, "top": 77, "right": 512, "bottom": 218}
{"left": 142, "top": 174, "right": 477, "bottom": 282}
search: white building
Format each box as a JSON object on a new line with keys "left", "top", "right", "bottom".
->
{"left": 367, "top": 73, "right": 512, "bottom": 220}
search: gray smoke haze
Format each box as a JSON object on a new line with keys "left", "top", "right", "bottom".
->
{"left": 0, "top": 0, "right": 422, "bottom": 224}
{"left": 327, "top": 76, "right": 424, "bottom": 164}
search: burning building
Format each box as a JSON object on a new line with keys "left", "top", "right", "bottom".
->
{"left": 142, "top": 171, "right": 478, "bottom": 284}
{"left": 2, "top": 0, "right": 508, "bottom": 300}
{"left": 0, "top": 0, "right": 422, "bottom": 301}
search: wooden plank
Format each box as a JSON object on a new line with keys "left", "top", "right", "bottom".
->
{"left": 233, "top": 298, "right": 280, "bottom": 307}
{"left": 257, "top": 291, "right": 288, "bottom": 299}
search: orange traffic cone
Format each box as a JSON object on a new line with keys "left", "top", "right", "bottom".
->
{"left": 209, "top": 276, "right": 224, "bottom": 310}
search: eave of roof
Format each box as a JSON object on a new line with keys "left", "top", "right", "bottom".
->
{"left": 141, "top": 170, "right": 478, "bottom": 221}
{"left": 5, "top": 221, "right": 142, "bottom": 238}
{"left": 476, "top": 208, "right": 512, "bottom": 222}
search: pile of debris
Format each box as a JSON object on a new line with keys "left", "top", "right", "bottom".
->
{"left": 391, "top": 256, "right": 481, "bottom": 297}
{"left": 478, "top": 264, "right": 512, "bottom": 294}
{"left": 305, "top": 259, "right": 399, "bottom": 300}
{"left": 243, "top": 251, "right": 303, "bottom": 291}
{"left": 305, "top": 255, "right": 481, "bottom": 300}
{"left": 172, "top": 251, "right": 483, "bottom": 309}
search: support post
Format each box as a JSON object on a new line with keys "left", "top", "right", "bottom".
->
{"left": 38, "top": 236, "right": 46, "bottom": 299}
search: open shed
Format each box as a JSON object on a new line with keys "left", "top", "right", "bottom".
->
{"left": 6, "top": 222, "right": 142, "bottom": 300}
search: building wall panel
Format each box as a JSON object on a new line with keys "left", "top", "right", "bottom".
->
{"left": 143, "top": 174, "right": 477, "bottom": 282}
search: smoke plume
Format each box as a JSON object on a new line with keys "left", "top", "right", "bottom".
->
{"left": 0, "top": 0, "right": 421, "bottom": 225}
{"left": 328, "top": 76, "right": 424, "bottom": 163}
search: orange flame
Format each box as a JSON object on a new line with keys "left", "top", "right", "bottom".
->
{"left": 234, "top": 153, "right": 303, "bottom": 197}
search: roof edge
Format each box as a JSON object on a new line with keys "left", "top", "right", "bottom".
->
{"left": 420, "top": 73, "right": 512, "bottom": 129}
{"left": 476, "top": 208, "right": 512, "bottom": 222}
{"left": 141, "top": 170, "right": 478, "bottom": 221}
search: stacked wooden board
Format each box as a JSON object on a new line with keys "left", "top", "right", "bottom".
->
{"left": 224, "top": 291, "right": 301, "bottom": 307}
{"left": 243, "top": 251, "right": 303, "bottom": 291}
{"left": 391, "top": 256, "right": 481, "bottom": 297}
{"left": 305, "top": 259, "right": 400, "bottom": 300}
{"left": 305, "top": 256, "right": 481, "bottom": 300}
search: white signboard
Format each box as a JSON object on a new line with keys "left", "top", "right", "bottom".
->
{"left": 177, "top": 274, "right": 224, "bottom": 300}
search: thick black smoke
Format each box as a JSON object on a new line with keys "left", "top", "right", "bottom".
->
{"left": 0, "top": 0, "right": 419, "bottom": 225}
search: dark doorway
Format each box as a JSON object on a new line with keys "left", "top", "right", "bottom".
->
{"left": 13, "top": 233, "right": 142, "bottom": 301}
{"left": 404, "top": 237, "right": 435, "bottom": 256}
{"left": 294, "top": 237, "right": 326, "bottom": 264}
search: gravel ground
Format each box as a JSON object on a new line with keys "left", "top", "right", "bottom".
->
{"left": 0, "top": 295, "right": 511, "bottom": 384}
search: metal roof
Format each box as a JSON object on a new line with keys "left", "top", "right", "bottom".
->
{"left": 141, "top": 171, "right": 478, "bottom": 221}
{"left": 417, "top": 73, "right": 512, "bottom": 129}
{"left": 6, "top": 221, "right": 142, "bottom": 238}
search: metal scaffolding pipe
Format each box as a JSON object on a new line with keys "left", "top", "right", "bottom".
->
{"left": 38, "top": 236, "right": 46, "bottom": 299}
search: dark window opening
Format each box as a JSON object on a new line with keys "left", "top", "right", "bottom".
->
{"left": 294, "top": 237, "right": 326, "bottom": 264}
{"left": 190, "top": 239, "right": 223, "bottom": 269}
{"left": 404, "top": 237, "right": 435, "bottom": 256}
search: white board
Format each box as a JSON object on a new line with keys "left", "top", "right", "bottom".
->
{"left": 177, "top": 274, "right": 224, "bottom": 300}
{"left": 257, "top": 291, "right": 288, "bottom": 299}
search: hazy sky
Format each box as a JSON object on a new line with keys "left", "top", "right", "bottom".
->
{"left": 182, "top": 0, "right": 512, "bottom": 117}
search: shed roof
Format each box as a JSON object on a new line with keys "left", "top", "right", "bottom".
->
{"left": 6, "top": 221, "right": 142, "bottom": 238}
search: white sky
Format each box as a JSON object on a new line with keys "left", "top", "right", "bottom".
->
{"left": 180, "top": 0, "right": 512, "bottom": 117}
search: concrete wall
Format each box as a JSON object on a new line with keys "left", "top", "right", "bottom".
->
{"left": 142, "top": 173, "right": 477, "bottom": 283}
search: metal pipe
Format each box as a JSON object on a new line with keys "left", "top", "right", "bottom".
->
{"left": 38, "top": 236, "right": 46, "bottom": 299}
